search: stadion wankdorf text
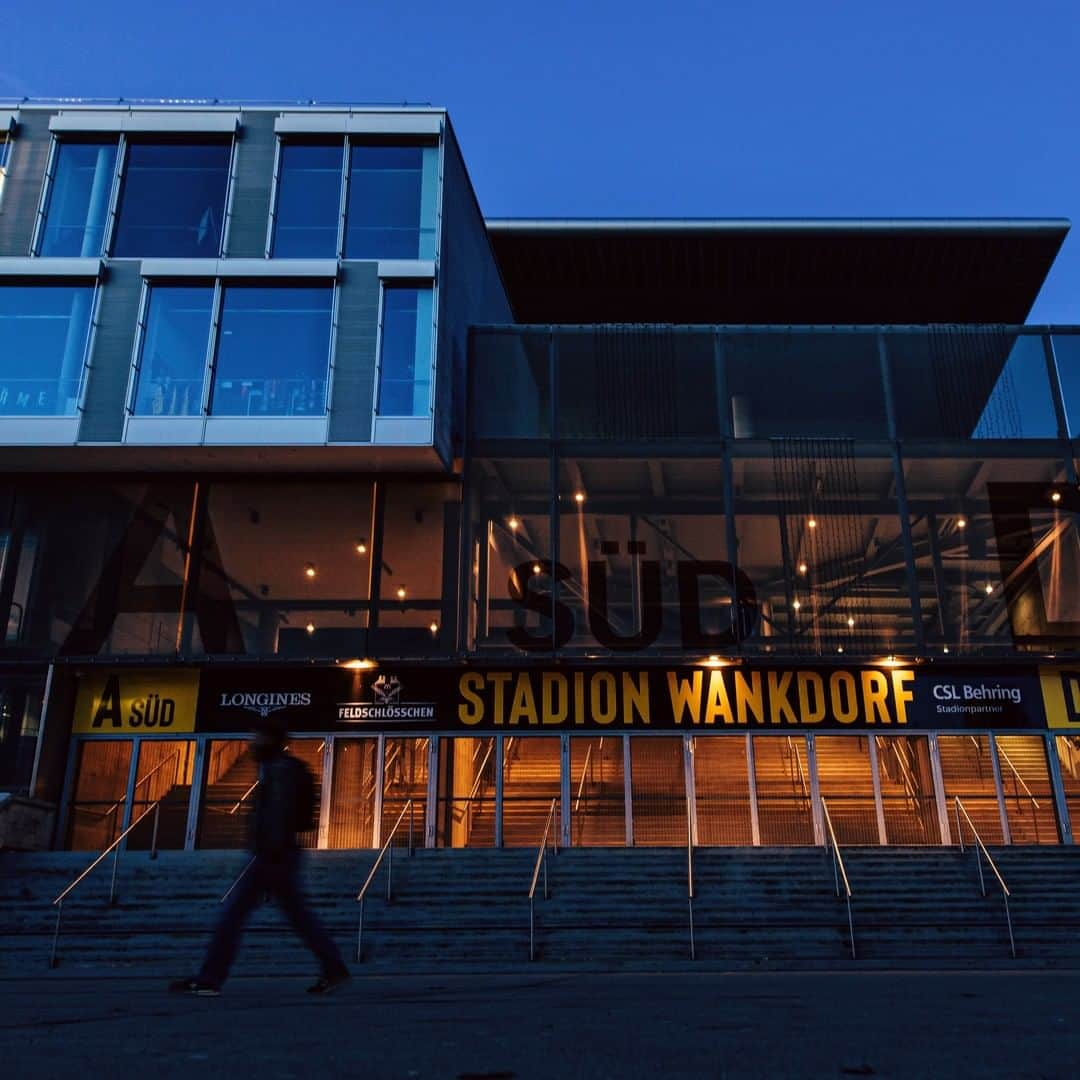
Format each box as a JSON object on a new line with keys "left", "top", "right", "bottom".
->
{"left": 69, "top": 664, "right": 1080, "bottom": 735}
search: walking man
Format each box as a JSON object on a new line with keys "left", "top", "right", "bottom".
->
{"left": 170, "top": 718, "right": 349, "bottom": 996}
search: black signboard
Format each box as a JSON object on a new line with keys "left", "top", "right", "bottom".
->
{"left": 194, "top": 663, "right": 1050, "bottom": 734}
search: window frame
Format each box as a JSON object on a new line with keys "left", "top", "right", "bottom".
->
{"left": 266, "top": 137, "right": 350, "bottom": 260}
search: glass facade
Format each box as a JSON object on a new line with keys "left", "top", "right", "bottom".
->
{"left": 210, "top": 285, "right": 333, "bottom": 417}
{"left": 112, "top": 141, "right": 231, "bottom": 258}
{"left": 377, "top": 287, "right": 433, "bottom": 417}
{"left": 132, "top": 285, "right": 214, "bottom": 416}
{"left": 272, "top": 142, "right": 344, "bottom": 258}
{"left": 39, "top": 141, "right": 117, "bottom": 256}
{"left": 0, "top": 285, "right": 94, "bottom": 416}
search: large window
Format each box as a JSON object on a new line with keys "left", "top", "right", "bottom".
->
{"left": 210, "top": 285, "right": 333, "bottom": 417}
{"left": 377, "top": 287, "right": 433, "bottom": 417}
{"left": 0, "top": 284, "right": 94, "bottom": 416}
{"left": 112, "top": 141, "right": 231, "bottom": 258}
{"left": 272, "top": 142, "right": 344, "bottom": 258}
{"left": 39, "top": 140, "right": 118, "bottom": 257}
{"left": 344, "top": 143, "right": 437, "bottom": 259}
{"left": 132, "top": 285, "right": 214, "bottom": 416}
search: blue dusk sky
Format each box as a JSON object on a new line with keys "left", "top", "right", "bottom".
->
{"left": 4, "top": 0, "right": 1079, "bottom": 321}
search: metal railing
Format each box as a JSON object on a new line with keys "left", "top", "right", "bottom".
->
{"left": 355, "top": 799, "right": 416, "bottom": 962}
{"left": 820, "top": 796, "right": 855, "bottom": 959}
{"left": 953, "top": 797, "right": 1015, "bottom": 958}
{"left": 49, "top": 799, "right": 165, "bottom": 968}
{"left": 528, "top": 798, "right": 559, "bottom": 961}
{"left": 686, "top": 793, "right": 696, "bottom": 961}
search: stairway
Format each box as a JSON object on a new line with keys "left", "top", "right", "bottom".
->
{"left": 4, "top": 845, "right": 1080, "bottom": 976}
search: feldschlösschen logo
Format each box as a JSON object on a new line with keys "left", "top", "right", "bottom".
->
{"left": 338, "top": 674, "right": 435, "bottom": 723}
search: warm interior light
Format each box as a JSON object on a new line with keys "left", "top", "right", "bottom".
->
{"left": 957, "top": 517, "right": 967, "bottom": 530}
{"left": 305, "top": 622, "right": 315, "bottom": 634}
{"left": 943, "top": 646, "right": 950, "bottom": 654}
{"left": 356, "top": 541, "right": 367, "bottom": 555}
{"left": 304, "top": 563, "right": 317, "bottom": 579}
{"left": 339, "top": 658, "right": 376, "bottom": 670}
{"left": 847, "top": 617, "right": 855, "bottom": 628}
{"left": 508, "top": 516, "right": 520, "bottom": 530}
{"left": 984, "top": 583, "right": 994, "bottom": 595}
{"left": 574, "top": 492, "right": 585, "bottom": 504}
{"left": 837, "top": 645, "right": 844, "bottom": 654}
{"left": 396, "top": 585, "right": 407, "bottom": 600}
{"left": 798, "top": 562, "right": 808, "bottom": 575}
{"left": 429, "top": 621, "right": 439, "bottom": 634}
{"left": 807, "top": 518, "right": 818, "bottom": 529}
{"left": 792, "top": 599, "right": 801, "bottom": 611}
{"left": 533, "top": 563, "right": 542, "bottom": 575}
{"left": 702, "top": 655, "right": 733, "bottom": 667}
{"left": 1051, "top": 491, "right": 1062, "bottom": 503}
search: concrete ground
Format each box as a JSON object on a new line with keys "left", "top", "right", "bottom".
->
{"left": 1, "top": 969, "right": 1075, "bottom": 1078}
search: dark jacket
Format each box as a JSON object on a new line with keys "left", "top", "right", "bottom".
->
{"left": 251, "top": 753, "right": 307, "bottom": 858}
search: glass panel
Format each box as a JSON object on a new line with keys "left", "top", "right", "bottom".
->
{"left": 327, "top": 737, "right": 378, "bottom": 848}
{"left": 375, "top": 481, "right": 454, "bottom": 654}
{"left": 569, "top": 736, "right": 625, "bottom": 846}
{"left": 344, "top": 143, "right": 435, "bottom": 259}
{"left": 381, "top": 737, "right": 429, "bottom": 847}
{"left": 39, "top": 141, "right": 117, "bottom": 257}
{"left": 272, "top": 141, "right": 343, "bottom": 258}
{"left": 0, "top": 133, "right": 11, "bottom": 202}
{"left": 377, "top": 287, "right": 432, "bottom": 417}
{"left": 875, "top": 735, "right": 939, "bottom": 845}
{"left": 195, "top": 479, "right": 373, "bottom": 657}
{"left": 67, "top": 739, "right": 132, "bottom": 851}
{"left": 733, "top": 452, "right": 911, "bottom": 656}
{"left": 0, "top": 679, "right": 43, "bottom": 795}
{"left": 286, "top": 738, "right": 325, "bottom": 850}
{"left": 693, "top": 736, "right": 752, "bottom": 845}
{"left": 435, "top": 736, "right": 496, "bottom": 847}
{"left": 888, "top": 331, "right": 1058, "bottom": 440}
{"left": 558, "top": 458, "right": 731, "bottom": 654}
{"left": 0, "top": 285, "right": 94, "bottom": 416}
{"left": 0, "top": 478, "right": 195, "bottom": 656}
{"left": 753, "top": 736, "right": 814, "bottom": 845}
{"left": 1054, "top": 736, "right": 1080, "bottom": 843}
{"left": 470, "top": 331, "right": 551, "bottom": 439}
{"left": 112, "top": 141, "right": 230, "bottom": 258}
{"left": 725, "top": 332, "right": 887, "bottom": 439}
{"left": 502, "top": 736, "right": 560, "bottom": 847}
{"left": 467, "top": 456, "right": 552, "bottom": 655}
{"left": 127, "top": 738, "right": 196, "bottom": 850}
{"left": 132, "top": 285, "right": 214, "bottom": 416}
{"left": 994, "top": 735, "right": 1058, "bottom": 845}
{"left": 197, "top": 739, "right": 255, "bottom": 849}
{"left": 937, "top": 735, "right": 1004, "bottom": 844}
{"left": 629, "top": 737, "right": 686, "bottom": 846}
{"left": 903, "top": 456, "right": 1075, "bottom": 654}
{"left": 815, "top": 735, "right": 878, "bottom": 845}
{"left": 210, "top": 285, "right": 333, "bottom": 417}
{"left": 1052, "top": 334, "right": 1080, "bottom": 437}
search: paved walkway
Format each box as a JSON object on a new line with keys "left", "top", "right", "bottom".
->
{"left": 2, "top": 969, "right": 1075, "bottom": 1078}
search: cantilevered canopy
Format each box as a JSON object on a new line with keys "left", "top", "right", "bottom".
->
{"left": 484, "top": 218, "right": 1069, "bottom": 325}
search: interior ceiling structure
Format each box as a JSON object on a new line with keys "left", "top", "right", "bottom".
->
{"left": 484, "top": 219, "right": 1069, "bottom": 326}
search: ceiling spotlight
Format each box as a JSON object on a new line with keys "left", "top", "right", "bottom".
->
{"left": 793, "top": 599, "right": 801, "bottom": 611}
{"left": 533, "top": 563, "right": 542, "bottom": 575}
{"left": 508, "top": 516, "right": 520, "bottom": 530}
{"left": 305, "top": 622, "right": 315, "bottom": 635}
{"left": 847, "top": 616, "right": 855, "bottom": 628}
{"left": 396, "top": 585, "right": 407, "bottom": 600}
{"left": 837, "top": 645, "right": 844, "bottom": 654}
{"left": 807, "top": 518, "right": 818, "bottom": 529}
{"left": 356, "top": 540, "right": 367, "bottom": 555}
{"left": 304, "top": 563, "right": 317, "bottom": 579}
{"left": 574, "top": 492, "right": 585, "bottom": 504}
{"left": 943, "top": 645, "right": 950, "bottom": 654}
{"left": 429, "top": 621, "right": 439, "bottom": 635}
{"left": 984, "top": 583, "right": 994, "bottom": 595}
{"left": 1051, "top": 491, "right": 1062, "bottom": 504}
{"left": 957, "top": 517, "right": 967, "bottom": 530}
{"left": 798, "top": 562, "right": 808, "bottom": 575}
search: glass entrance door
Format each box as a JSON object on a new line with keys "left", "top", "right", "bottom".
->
{"left": 569, "top": 736, "right": 625, "bottom": 846}
{"left": 693, "top": 736, "right": 753, "bottom": 845}
{"left": 815, "top": 735, "right": 878, "bottom": 845}
{"left": 995, "top": 736, "right": 1058, "bottom": 844}
{"left": 127, "top": 739, "right": 196, "bottom": 850}
{"left": 875, "top": 735, "right": 939, "bottom": 844}
{"left": 66, "top": 739, "right": 132, "bottom": 850}
{"left": 502, "top": 736, "right": 560, "bottom": 847}
{"left": 753, "top": 736, "right": 814, "bottom": 845}
{"left": 328, "top": 737, "right": 379, "bottom": 848}
{"left": 435, "top": 736, "right": 496, "bottom": 847}
{"left": 629, "top": 737, "right": 686, "bottom": 845}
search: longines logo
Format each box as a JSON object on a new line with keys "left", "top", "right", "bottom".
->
{"left": 338, "top": 674, "right": 435, "bottom": 724}
{"left": 218, "top": 691, "right": 313, "bottom": 718}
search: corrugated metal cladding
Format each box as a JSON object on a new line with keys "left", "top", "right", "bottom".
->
{"left": 224, "top": 111, "right": 277, "bottom": 258}
{"left": 328, "top": 262, "right": 380, "bottom": 442}
{"left": 0, "top": 110, "right": 56, "bottom": 256}
{"left": 78, "top": 261, "right": 142, "bottom": 442}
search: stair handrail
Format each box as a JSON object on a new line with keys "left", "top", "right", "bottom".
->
{"left": 994, "top": 745, "right": 1040, "bottom": 809}
{"left": 686, "top": 793, "right": 696, "bottom": 961}
{"left": 953, "top": 797, "right": 1015, "bottom": 958}
{"left": 528, "top": 797, "right": 559, "bottom": 961}
{"left": 787, "top": 736, "right": 810, "bottom": 804}
{"left": 820, "top": 796, "right": 855, "bottom": 959}
{"left": 355, "top": 798, "right": 415, "bottom": 962}
{"left": 228, "top": 778, "right": 260, "bottom": 815}
{"left": 49, "top": 797, "right": 166, "bottom": 968}
{"left": 884, "top": 737, "right": 919, "bottom": 808}
{"left": 78, "top": 746, "right": 184, "bottom": 832}
{"left": 573, "top": 743, "right": 594, "bottom": 814}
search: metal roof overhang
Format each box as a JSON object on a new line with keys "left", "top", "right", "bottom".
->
{"left": 484, "top": 218, "right": 1069, "bottom": 325}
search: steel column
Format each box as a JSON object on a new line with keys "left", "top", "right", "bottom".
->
{"left": 928, "top": 733, "right": 952, "bottom": 844}
{"left": 866, "top": 735, "right": 888, "bottom": 846}
{"left": 988, "top": 734, "right": 1013, "bottom": 846}
{"left": 1045, "top": 732, "right": 1073, "bottom": 844}
{"left": 745, "top": 733, "right": 761, "bottom": 846}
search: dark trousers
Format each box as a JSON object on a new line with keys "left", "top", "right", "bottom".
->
{"left": 198, "top": 851, "right": 346, "bottom": 988}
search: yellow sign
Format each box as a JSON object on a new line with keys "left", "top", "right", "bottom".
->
{"left": 1040, "top": 666, "right": 1080, "bottom": 729}
{"left": 73, "top": 669, "right": 199, "bottom": 734}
